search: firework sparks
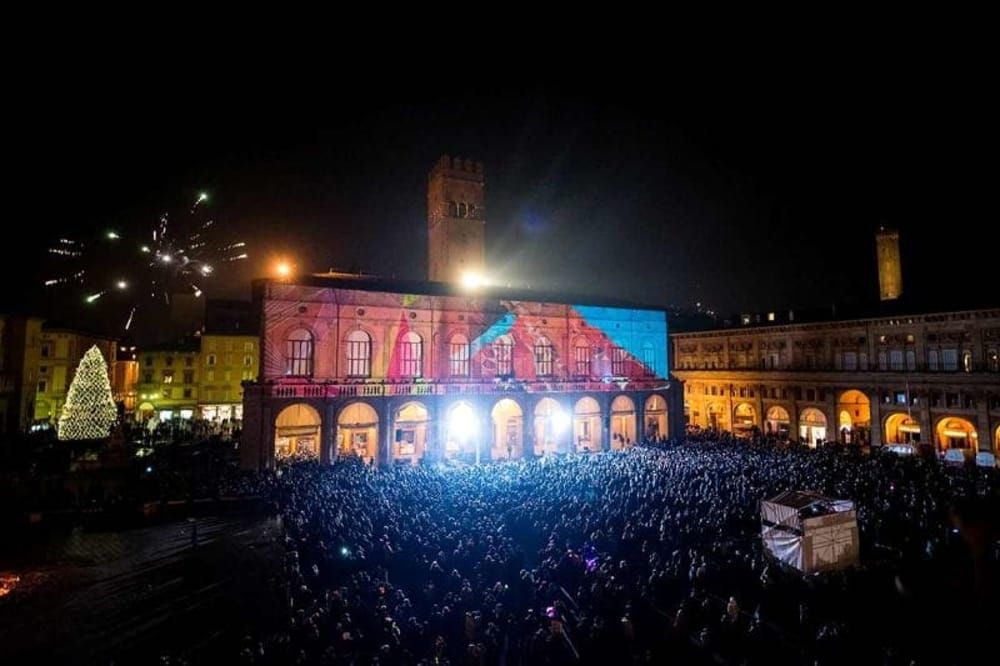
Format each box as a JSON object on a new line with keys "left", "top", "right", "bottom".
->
{"left": 44, "top": 191, "right": 247, "bottom": 330}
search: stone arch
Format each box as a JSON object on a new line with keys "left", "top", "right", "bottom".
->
{"left": 610, "top": 395, "right": 636, "bottom": 449}
{"left": 765, "top": 405, "right": 791, "bottom": 437}
{"left": 392, "top": 401, "right": 430, "bottom": 463}
{"left": 491, "top": 398, "right": 524, "bottom": 460}
{"left": 884, "top": 412, "right": 922, "bottom": 445}
{"left": 733, "top": 402, "right": 757, "bottom": 437}
{"left": 644, "top": 394, "right": 667, "bottom": 441}
{"left": 275, "top": 403, "right": 321, "bottom": 460}
{"left": 574, "top": 396, "right": 602, "bottom": 453}
{"left": 337, "top": 401, "right": 378, "bottom": 462}
{"left": 798, "top": 407, "right": 828, "bottom": 447}
{"left": 837, "top": 389, "right": 871, "bottom": 444}
{"left": 534, "top": 397, "right": 569, "bottom": 455}
{"left": 445, "top": 401, "right": 479, "bottom": 460}
{"left": 934, "top": 416, "right": 979, "bottom": 453}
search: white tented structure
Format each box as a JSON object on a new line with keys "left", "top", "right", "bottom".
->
{"left": 761, "top": 490, "right": 859, "bottom": 573}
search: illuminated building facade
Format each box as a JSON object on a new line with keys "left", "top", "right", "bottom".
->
{"left": 197, "top": 332, "right": 257, "bottom": 423}
{"left": 34, "top": 325, "right": 118, "bottom": 425}
{"left": 239, "top": 276, "right": 678, "bottom": 469}
{"left": 672, "top": 307, "right": 1000, "bottom": 455}
{"left": 135, "top": 341, "right": 201, "bottom": 422}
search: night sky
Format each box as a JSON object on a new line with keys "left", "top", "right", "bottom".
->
{"left": 6, "top": 79, "right": 996, "bottom": 337}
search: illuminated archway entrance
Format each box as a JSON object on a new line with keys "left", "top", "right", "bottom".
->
{"left": 534, "top": 397, "right": 569, "bottom": 455}
{"left": 337, "top": 402, "right": 378, "bottom": 462}
{"left": 491, "top": 398, "right": 523, "bottom": 460}
{"left": 644, "top": 394, "right": 667, "bottom": 441}
{"left": 765, "top": 406, "right": 791, "bottom": 438}
{"left": 445, "top": 401, "right": 479, "bottom": 461}
{"left": 884, "top": 413, "right": 922, "bottom": 444}
{"left": 935, "top": 417, "right": 978, "bottom": 452}
{"left": 837, "top": 390, "right": 871, "bottom": 444}
{"left": 574, "top": 397, "right": 602, "bottom": 453}
{"left": 611, "top": 395, "right": 636, "bottom": 449}
{"left": 798, "top": 408, "right": 828, "bottom": 447}
{"left": 393, "top": 401, "right": 429, "bottom": 463}
{"left": 707, "top": 403, "right": 721, "bottom": 431}
{"left": 137, "top": 401, "right": 155, "bottom": 422}
{"left": 995, "top": 425, "right": 1000, "bottom": 451}
{"left": 733, "top": 403, "right": 757, "bottom": 438}
{"left": 275, "top": 403, "right": 321, "bottom": 460}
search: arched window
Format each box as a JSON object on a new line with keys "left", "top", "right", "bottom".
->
{"left": 534, "top": 336, "right": 554, "bottom": 376}
{"left": 641, "top": 341, "right": 656, "bottom": 376}
{"left": 611, "top": 347, "right": 627, "bottom": 376}
{"left": 494, "top": 335, "right": 513, "bottom": 376}
{"left": 400, "top": 331, "right": 422, "bottom": 378}
{"left": 449, "top": 333, "right": 470, "bottom": 377}
{"left": 346, "top": 329, "right": 372, "bottom": 377}
{"left": 457, "top": 202, "right": 468, "bottom": 218}
{"left": 574, "top": 339, "right": 591, "bottom": 376}
{"left": 962, "top": 350, "right": 973, "bottom": 373}
{"left": 286, "top": 329, "right": 313, "bottom": 377}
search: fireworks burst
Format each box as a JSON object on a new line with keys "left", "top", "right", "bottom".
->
{"left": 44, "top": 192, "right": 247, "bottom": 330}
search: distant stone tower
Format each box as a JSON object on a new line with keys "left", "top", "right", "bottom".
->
{"left": 428, "top": 155, "right": 486, "bottom": 283}
{"left": 876, "top": 227, "right": 903, "bottom": 301}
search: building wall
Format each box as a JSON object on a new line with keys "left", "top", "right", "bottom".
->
{"left": 0, "top": 315, "right": 44, "bottom": 434}
{"left": 34, "top": 331, "right": 117, "bottom": 424}
{"left": 198, "top": 334, "right": 258, "bottom": 421}
{"left": 135, "top": 349, "right": 200, "bottom": 418}
{"left": 241, "top": 280, "right": 677, "bottom": 469}
{"left": 672, "top": 308, "right": 1000, "bottom": 453}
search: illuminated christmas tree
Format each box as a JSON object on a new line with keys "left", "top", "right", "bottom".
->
{"left": 58, "top": 345, "right": 118, "bottom": 441}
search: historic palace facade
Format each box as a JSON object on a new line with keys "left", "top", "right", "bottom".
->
{"left": 672, "top": 308, "right": 1000, "bottom": 453}
{"left": 239, "top": 277, "right": 678, "bottom": 469}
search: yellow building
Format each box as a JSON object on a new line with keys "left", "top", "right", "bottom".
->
{"left": 135, "top": 341, "right": 200, "bottom": 422}
{"left": 34, "top": 325, "right": 118, "bottom": 426}
{"left": 198, "top": 333, "right": 257, "bottom": 424}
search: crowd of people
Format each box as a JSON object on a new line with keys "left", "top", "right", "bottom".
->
{"left": 233, "top": 436, "right": 999, "bottom": 665}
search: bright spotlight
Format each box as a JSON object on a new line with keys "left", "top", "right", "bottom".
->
{"left": 106, "top": 231, "right": 120, "bottom": 240}
{"left": 551, "top": 408, "right": 571, "bottom": 434}
{"left": 275, "top": 261, "right": 293, "bottom": 278}
{"left": 460, "top": 271, "right": 486, "bottom": 289}
{"left": 200, "top": 264, "right": 213, "bottom": 275}
{"left": 449, "top": 403, "right": 477, "bottom": 439}
{"left": 160, "top": 254, "right": 173, "bottom": 263}
{"left": 116, "top": 280, "right": 128, "bottom": 290}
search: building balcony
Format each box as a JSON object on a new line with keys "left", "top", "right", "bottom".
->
{"left": 255, "top": 376, "right": 667, "bottom": 400}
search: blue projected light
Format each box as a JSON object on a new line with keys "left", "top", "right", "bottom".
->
{"left": 573, "top": 305, "right": 668, "bottom": 377}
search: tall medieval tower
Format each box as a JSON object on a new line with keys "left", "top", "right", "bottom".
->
{"left": 428, "top": 155, "right": 486, "bottom": 283}
{"left": 875, "top": 227, "right": 903, "bottom": 301}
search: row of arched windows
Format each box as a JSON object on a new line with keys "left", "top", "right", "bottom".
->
{"left": 284, "top": 329, "right": 658, "bottom": 379}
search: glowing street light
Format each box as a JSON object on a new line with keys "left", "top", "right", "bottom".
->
{"left": 106, "top": 231, "right": 120, "bottom": 240}
{"left": 275, "top": 260, "right": 293, "bottom": 279}
{"left": 197, "top": 192, "right": 209, "bottom": 203}
{"left": 160, "top": 254, "right": 173, "bottom": 263}
{"left": 116, "top": 280, "right": 128, "bottom": 290}
{"left": 460, "top": 271, "right": 487, "bottom": 290}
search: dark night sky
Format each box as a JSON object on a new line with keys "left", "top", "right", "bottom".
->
{"left": 5, "top": 73, "right": 997, "bottom": 337}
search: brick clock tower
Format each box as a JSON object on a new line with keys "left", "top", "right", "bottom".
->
{"left": 428, "top": 155, "right": 486, "bottom": 283}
